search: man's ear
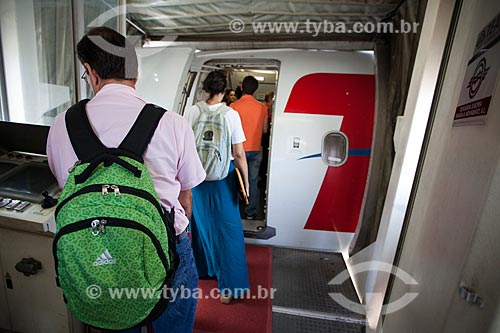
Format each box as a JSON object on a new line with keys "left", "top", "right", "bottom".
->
{"left": 83, "top": 63, "right": 92, "bottom": 74}
{"left": 86, "top": 64, "right": 100, "bottom": 86}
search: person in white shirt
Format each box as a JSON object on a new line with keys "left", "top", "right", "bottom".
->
{"left": 184, "top": 71, "right": 250, "bottom": 304}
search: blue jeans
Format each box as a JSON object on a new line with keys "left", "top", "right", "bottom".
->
{"left": 115, "top": 235, "right": 198, "bottom": 333}
{"left": 245, "top": 151, "right": 262, "bottom": 218}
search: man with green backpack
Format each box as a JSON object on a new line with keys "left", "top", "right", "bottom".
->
{"left": 47, "top": 27, "right": 206, "bottom": 332}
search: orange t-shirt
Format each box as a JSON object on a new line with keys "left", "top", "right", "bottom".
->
{"left": 231, "top": 95, "right": 267, "bottom": 151}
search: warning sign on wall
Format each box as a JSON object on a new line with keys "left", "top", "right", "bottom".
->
{"left": 454, "top": 12, "right": 500, "bottom": 126}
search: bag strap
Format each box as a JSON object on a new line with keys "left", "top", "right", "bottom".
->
{"left": 119, "top": 104, "right": 166, "bottom": 157}
{"left": 196, "top": 101, "right": 210, "bottom": 113}
{"left": 196, "top": 101, "right": 230, "bottom": 115}
{"left": 65, "top": 99, "right": 106, "bottom": 162}
{"left": 65, "top": 100, "right": 166, "bottom": 162}
{"left": 216, "top": 104, "right": 230, "bottom": 117}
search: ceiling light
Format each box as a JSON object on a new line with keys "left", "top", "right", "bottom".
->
{"left": 251, "top": 70, "right": 276, "bottom": 74}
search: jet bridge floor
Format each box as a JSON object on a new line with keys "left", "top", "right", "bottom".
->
{"left": 272, "top": 247, "right": 366, "bottom": 333}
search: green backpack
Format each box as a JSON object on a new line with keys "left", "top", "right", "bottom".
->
{"left": 52, "top": 100, "right": 178, "bottom": 330}
{"left": 192, "top": 101, "right": 232, "bottom": 181}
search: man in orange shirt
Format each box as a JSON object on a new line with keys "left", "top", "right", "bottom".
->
{"left": 231, "top": 76, "right": 268, "bottom": 219}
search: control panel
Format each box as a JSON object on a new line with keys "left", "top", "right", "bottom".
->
{"left": 0, "top": 151, "right": 58, "bottom": 234}
{"left": 0, "top": 151, "right": 80, "bottom": 333}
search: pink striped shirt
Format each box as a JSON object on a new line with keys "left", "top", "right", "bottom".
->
{"left": 47, "top": 84, "right": 206, "bottom": 235}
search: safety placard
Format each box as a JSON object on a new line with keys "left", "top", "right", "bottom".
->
{"left": 454, "top": 13, "right": 500, "bottom": 126}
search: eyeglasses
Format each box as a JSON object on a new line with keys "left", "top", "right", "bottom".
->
{"left": 81, "top": 71, "right": 88, "bottom": 83}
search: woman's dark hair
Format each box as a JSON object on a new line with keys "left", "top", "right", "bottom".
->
{"left": 222, "top": 89, "right": 235, "bottom": 105}
{"left": 202, "top": 71, "right": 227, "bottom": 98}
{"left": 77, "top": 27, "right": 138, "bottom": 80}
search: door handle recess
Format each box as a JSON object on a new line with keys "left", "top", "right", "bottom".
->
{"left": 15, "top": 258, "right": 42, "bottom": 277}
{"left": 458, "top": 285, "right": 484, "bottom": 308}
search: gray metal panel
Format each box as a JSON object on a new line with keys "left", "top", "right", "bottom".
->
{"left": 125, "top": 0, "right": 400, "bottom": 40}
{"left": 273, "top": 313, "right": 365, "bottom": 333}
{"left": 272, "top": 247, "right": 364, "bottom": 320}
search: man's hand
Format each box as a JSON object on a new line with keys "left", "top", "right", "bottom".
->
{"left": 178, "top": 190, "right": 192, "bottom": 220}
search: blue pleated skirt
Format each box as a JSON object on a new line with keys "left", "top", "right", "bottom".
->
{"left": 191, "top": 162, "right": 250, "bottom": 297}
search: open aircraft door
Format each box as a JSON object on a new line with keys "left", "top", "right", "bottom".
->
{"left": 135, "top": 47, "right": 195, "bottom": 114}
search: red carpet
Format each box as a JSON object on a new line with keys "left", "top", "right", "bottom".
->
{"left": 193, "top": 245, "right": 273, "bottom": 333}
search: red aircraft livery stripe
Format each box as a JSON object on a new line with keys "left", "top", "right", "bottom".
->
{"left": 284, "top": 73, "right": 375, "bottom": 233}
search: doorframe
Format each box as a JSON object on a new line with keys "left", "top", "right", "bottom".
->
{"left": 382, "top": 0, "right": 464, "bottom": 321}
{"left": 342, "top": 0, "right": 459, "bottom": 330}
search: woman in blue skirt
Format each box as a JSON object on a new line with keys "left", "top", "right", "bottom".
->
{"left": 184, "top": 71, "right": 250, "bottom": 304}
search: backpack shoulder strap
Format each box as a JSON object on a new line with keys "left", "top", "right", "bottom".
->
{"left": 65, "top": 99, "right": 106, "bottom": 162}
{"left": 215, "top": 103, "right": 231, "bottom": 116}
{"left": 196, "top": 101, "right": 230, "bottom": 113}
{"left": 118, "top": 104, "right": 167, "bottom": 157}
{"left": 196, "top": 101, "right": 231, "bottom": 117}
{"left": 196, "top": 101, "right": 210, "bottom": 113}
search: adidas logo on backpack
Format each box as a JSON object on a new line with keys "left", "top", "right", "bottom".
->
{"left": 192, "top": 101, "right": 232, "bottom": 181}
{"left": 53, "top": 100, "right": 178, "bottom": 331}
{"left": 93, "top": 249, "right": 116, "bottom": 266}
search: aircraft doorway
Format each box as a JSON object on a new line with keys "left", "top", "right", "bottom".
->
{"left": 189, "top": 60, "right": 280, "bottom": 238}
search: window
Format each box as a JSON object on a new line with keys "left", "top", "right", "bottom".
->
{"left": 78, "top": 0, "right": 121, "bottom": 100}
{"left": 0, "top": 0, "right": 75, "bottom": 126}
{"left": 0, "top": 32, "right": 7, "bottom": 122}
{"left": 83, "top": 0, "right": 120, "bottom": 33}
{"left": 0, "top": 0, "right": 121, "bottom": 125}
{"left": 322, "top": 131, "right": 349, "bottom": 166}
